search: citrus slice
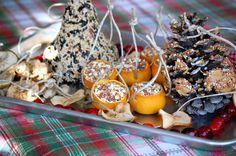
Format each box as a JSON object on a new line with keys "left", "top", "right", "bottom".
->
{"left": 91, "top": 79, "right": 128, "bottom": 110}
{"left": 130, "top": 82, "right": 166, "bottom": 115}
{"left": 159, "top": 109, "right": 174, "bottom": 129}
{"left": 172, "top": 111, "right": 192, "bottom": 127}
{"left": 100, "top": 103, "right": 135, "bottom": 122}
{"left": 82, "top": 60, "right": 117, "bottom": 90}
{"left": 119, "top": 58, "right": 151, "bottom": 86}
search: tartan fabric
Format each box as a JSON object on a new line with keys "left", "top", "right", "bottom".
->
{"left": 0, "top": 0, "right": 236, "bottom": 155}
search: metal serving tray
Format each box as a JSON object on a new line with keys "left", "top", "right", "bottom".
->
{"left": 1, "top": 22, "right": 235, "bottom": 152}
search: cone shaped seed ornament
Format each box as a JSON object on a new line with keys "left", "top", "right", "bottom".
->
{"left": 166, "top": 13, "right": 236, "bottom": 115}
{"left": 46, "top": 0, "right": 118, "bottom": 83}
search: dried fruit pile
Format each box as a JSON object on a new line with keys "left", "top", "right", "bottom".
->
{"left": 166, "top": 13, "right": 236, "bottom": 115}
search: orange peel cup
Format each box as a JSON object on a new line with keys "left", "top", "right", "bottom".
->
{"left": 82, "top": 60, "right": 117, "bottom": 90}
{"left": 119, "top": 59, "right": 151, "bottom": 86}
{"left": 140, "top": 54, "right": 159, "bottom": 65}
{"left": 151, "top": 59, "right": 166, "bottom": 86}
{"left": 91, "top": 79, "right": 128, "bottom": 110}
{"left": 130, "top": 83, "right": 166, "bottom": 115}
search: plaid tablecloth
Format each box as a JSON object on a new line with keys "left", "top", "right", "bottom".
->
{"left": 0, "top": 0, "right": 236, "bottom": 155}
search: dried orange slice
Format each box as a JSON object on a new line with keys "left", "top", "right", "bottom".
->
{"left": 130, "top": 82, "right": 166, "bottom": 115}
{"left": 82, "top": 60, "right": 117, "bottom": 90}
{"left": 151, "top": 58, "right": 166, "bottom": 86}
{"left": 100, "top": 103, "right": 135, "bottom": 122}
{"left": 91, "top": 79, "right": 128, "bottom": 110}
{"left": 119, "top": 58, "right": 151, "bottom": 86}
{"left": 140, "top": 47, "right": 159, "bottom": 64}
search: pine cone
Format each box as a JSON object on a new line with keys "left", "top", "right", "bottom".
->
{"left": 166, "top": 13, "right": 236, "bottom": 115}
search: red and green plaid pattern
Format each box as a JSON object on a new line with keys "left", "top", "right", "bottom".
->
{"left": 0, "top": 0, "right": 236, "bottom": 155}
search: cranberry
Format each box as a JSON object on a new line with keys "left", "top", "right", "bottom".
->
{"left": 182, "top": 128, "right": 198, "bottom": 136}
{"left": 75, "top": 108, "right": 83, "bottom": 112}
{"left": 143, "top": 123, "right": 154, "bottom": 127}
{"left": 85, "top": 108, "right": 99, "bottom": 115}
{"left": 124, "top": 45, "right": 143, "bottom": 53}
{"left": 220, "top": 112, "right": 231, "bottom": 122}
{"left": 197, "top": 126, "right": 213, "bottom": 139}
{"left": 226, "top": 104, "right": 236, "bottom": 117}
{"left": 209, "top": 117, "right": 225, "bottom": 135}
{"left": 136, "top": 46, "right": 144, "bottom": 52}
{"left": 34, "top": 53, "right": 44, "bottom": 60}
{"left": 124, "top": 45, "right": 134, "bottom": 53}
{"left": 54, "top": 105, "right": 73, "bottom": 110}
{"left": 33, "top": 98, "right": 43, "bottom": 104}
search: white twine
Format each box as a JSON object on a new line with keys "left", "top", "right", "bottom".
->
{"left": 182, "top": 12, "right": 236, "bottom": 51}
{"left": 47, "top": 3, "right": 65, "bottom": 21}
{"left": 155, "top": 7, "right": 168, "bottom": 44}
{"left": 132, "top": 58, "right": 162, "bottom": 103}
{"left": 17, "top": 26, "right": 41, "bottom": 56}
{"left": 146, "top": 33, "right": 172, "bottom": 95}
{"left": 177, "top": 91, "right": 236, "bottom": 112}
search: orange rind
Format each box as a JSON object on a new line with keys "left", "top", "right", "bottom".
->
{"left": 91, "top": 79, "right": 128, "bottom": 110}
{"left": 130, "top": 82, "right": 166, "bottom": 115}
{"left": 119, "top": 58, "right": 151, "bottom": 86}
{"left": 82, "top": 60, "right": 117, "bottom": 90}
{"left": 151, "top": 58, "right": 166, "bottom": 86}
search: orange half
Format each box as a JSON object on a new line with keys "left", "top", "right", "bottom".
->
{"left": 91, "top": 79, "right": 128, "bottom": 110}
{"left": 119, "top": 59, "right": 151, "bottom": 86}
{"left": 82, "top": 60, "right": 117, "bottom": 90}
{"left": 151, "top": 59, "right": 166, "bottom": 86}
{"left": 130, "top": 82, "right": 166, "bottom": 115}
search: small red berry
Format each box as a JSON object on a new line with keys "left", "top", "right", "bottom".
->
{"left": 209, "top": 117, "right": 225, "bottom": 135}
{"left": 136, "top": 45, "right": 144, "bottom": 52}
{"left": 143, "top": 123, "right": 154, "bottom": 127}
{"left": 182, "top": 128, "right": 198, "bottom": 136}
{"left": 220, "top": 112, "right": 231, "bottom": 122}
{"left": 226, "top": 104, "right": 236, "bottom": 117}
{"left": 33, "top": 98, "right": 43, "bottom": 104}
{"left": 85, "top": 108, "right": 99, "bottom": 115}
{"left": 124, "top": 45, "right": 134, "bottom": 53}
{"left": 197, "top": 126, "right": 213, "bottom": 139}
{"left": 75, "top": 108, "right": 83, "bottom": 112}
{"left": 34, "top": 53, "right": 44, "bottom": 60}
{"left": 54, "top": 105, "right": 73, "bottom": 110}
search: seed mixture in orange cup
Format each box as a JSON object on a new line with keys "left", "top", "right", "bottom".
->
{"left": 130, "top": 82, "right": 166, "bottom": 115}
{"left": 140, "top": 47, "right": 159, "bottom": 64}
{"left": 118, "top": 57, "right": 151, "bottom": 86}
{"left": 82, "top": 60, "right": 117, "bottom": 90}
{"left": 91, "top": 79, "right": 128, "bottom": 110}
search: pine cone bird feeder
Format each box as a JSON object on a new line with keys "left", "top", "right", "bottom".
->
{"left": 166, "top": 13, "right": 236, "bottom": 115}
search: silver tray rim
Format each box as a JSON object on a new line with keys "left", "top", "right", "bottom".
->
{"left": 0, "top": 96, "right": 235, "bottom": 152}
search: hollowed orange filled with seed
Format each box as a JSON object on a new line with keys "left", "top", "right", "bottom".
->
{"left": 130, "top": 82, "right": 166, "bottom": 115}
{"left": 82, "top": 60, "right": 117, "bottom": 90}
{"left": 151, "top": 58, "right": 166, "bottom": 86}
{"left": 140, "top": 47, "right": 159, "bottom": 64}
{"left": 91, "top": 79, "right": 128, "bottom": 110}
{"left": 119, "top": 57, "right": 151, "bottom": 86}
